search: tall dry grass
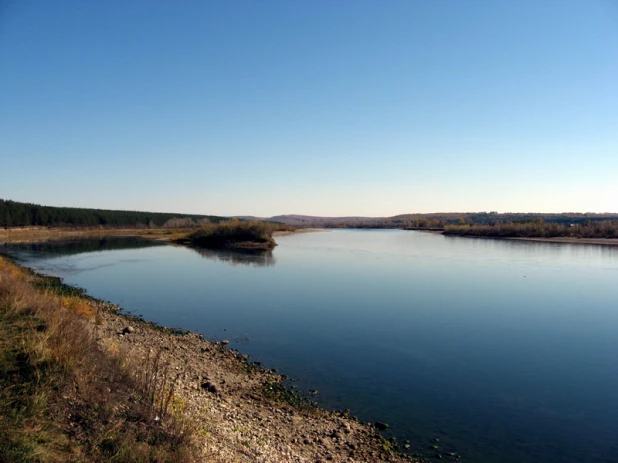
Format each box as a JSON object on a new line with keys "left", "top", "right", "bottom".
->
{"left": 0, "top": 256, "right": 197, "bottom": 463}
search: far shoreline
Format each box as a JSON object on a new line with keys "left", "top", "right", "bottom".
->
{"left": 2, "top": 226, "right": 617, "bottom": 248}
{"left": 440, "top": 233, "right": 618, "bottom": 247}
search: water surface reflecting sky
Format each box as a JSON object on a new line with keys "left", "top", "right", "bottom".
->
{"left": 6, "top": 231, "right": 618, "bottom": 463}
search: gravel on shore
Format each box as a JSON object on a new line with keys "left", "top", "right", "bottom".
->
{"left": 95, "top": 305, "right": 426, "bottom": 463}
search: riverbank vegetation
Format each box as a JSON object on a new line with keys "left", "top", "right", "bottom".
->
{"left": 0, "top": 199, "right": 224, "bottom": 228}
{"left": 443, "top": 220, "right": 618, "bottom": 239}
{"left": 0, "top": 256, "right": 197, "bottom": 462}
{"left": 267, "top": 212, "right": 618, "bottom": 229}
{"left": 182, "top": 220, "right": 286, "bottom": 250}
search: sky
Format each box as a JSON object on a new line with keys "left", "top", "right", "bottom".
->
{"left": 1, "top": 0, "right": 617, "bottom": 217}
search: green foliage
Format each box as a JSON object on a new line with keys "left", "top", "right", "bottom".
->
{"left": 0, "top": 199, "right": 224, "bottom": 228}
{"left": 186, "top": 220, "right": 277, "bottom": 249}
{"left": 444, "top": 220, "right": 618, "bottom": 239}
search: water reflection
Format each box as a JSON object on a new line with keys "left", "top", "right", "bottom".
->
{"left": 6, "top": 230, "right": 618, "bottom": 463}
{"left": 443, "top": 234, "right": 618, "bottom": 260}
{"left": 188, "top": 246, "right": 276, "bottom": 267}
{"left": 3, "top": 236, "right": 163, "bottom": 259}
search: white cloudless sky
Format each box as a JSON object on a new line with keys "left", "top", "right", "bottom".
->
{"left": 1, "top": 1, "right": 617, "bottom": 216}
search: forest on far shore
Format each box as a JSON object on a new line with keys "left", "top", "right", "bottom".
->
{"left": 0, "top": 199, "right": 225, "bottom": 228}
{"left": 444, "top": 219, "right": 618, "bottom": 239}
{"left": 308, "top": 212, "right": 618, "bottom": 229}
{"left": 3, "top": 199, "right": 618, "bottom": 234}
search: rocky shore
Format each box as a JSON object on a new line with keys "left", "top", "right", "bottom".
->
{"left": 95, "top": 304, "right": 423, "bottom": 463}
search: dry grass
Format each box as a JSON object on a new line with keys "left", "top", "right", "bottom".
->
{"left": 0, "top": 227, "right": 197, "bottom": 245}
{"left": 0, "top": 256, "right": 198, "bottom": 463}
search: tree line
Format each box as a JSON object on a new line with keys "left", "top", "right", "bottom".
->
{"left": 390, "top": 212, "right": 618, "bottom": 228}
{"left": 443, "top": 219, "right": 618, "bottom": 239}
{"left": 0, "top": 199, "right": 225, "bottom": 228}
{"left": 308, "top": 212, "right": 618, "bottom": 229}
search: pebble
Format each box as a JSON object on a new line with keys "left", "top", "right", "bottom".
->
{"left": 201, "top": 381, "right": 218, "bottom": 394}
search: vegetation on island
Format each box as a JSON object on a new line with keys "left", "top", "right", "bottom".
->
{"left": 182, "top": 220, "right": 286, "bottom": 250}
{"left": 443, "top": 219, "right": 618, "bottom": 239}
{"left": 0, "top": 199, "right": 224, "bottom": 228}
{"left": 0, "top": 256, "right": 197, "bottom": 462}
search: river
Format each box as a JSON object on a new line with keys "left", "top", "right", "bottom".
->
{"left": 4, "top": 230, "right": 618, "bottom": 463}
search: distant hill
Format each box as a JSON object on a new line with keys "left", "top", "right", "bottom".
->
{"left": 230, "top": 214, "right": 383, "bottom": 226}
{"left": 0, "top": 199, "right": 226, "bottom": 228}
{"left": 266, "top": 215, "right": 382, "bottom": 226}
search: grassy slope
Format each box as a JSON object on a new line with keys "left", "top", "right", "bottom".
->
{"left": 0, "top": 256, "right": 197, "bottom": 463}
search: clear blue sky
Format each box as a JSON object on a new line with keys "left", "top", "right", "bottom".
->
{"left": 1, "top": 0, "right": 616, "bottom": 216}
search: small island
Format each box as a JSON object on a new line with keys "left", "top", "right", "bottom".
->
{"left": 176, "top": 220, "right": 280, "bottom": 250}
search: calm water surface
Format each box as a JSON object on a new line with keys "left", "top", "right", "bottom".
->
{"left": 5, "top": 231, "right": 618, "bottom": 463}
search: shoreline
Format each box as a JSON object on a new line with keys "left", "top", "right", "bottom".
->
{"left": 4, "top": 226, "right": 616, "bottom": 248}
{"left": 442, "top": 233, "right": 618, "bottom": 247}
{"left": 0, "top": 226, "right": 329, "bottom": 251}
{"left": 0, "top": 252, "right": 427, "bottom": 463}
{"left": 0, "top": 226, "right": 188, "bottom": 244}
